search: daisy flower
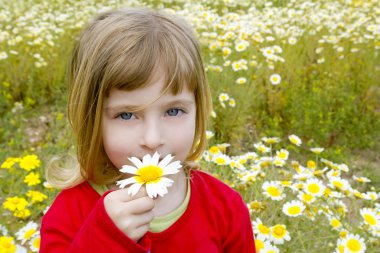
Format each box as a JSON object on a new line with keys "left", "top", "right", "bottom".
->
{"left": 29, "top": 234, "right": 40, "bottom": 252}
{"left": 304, "top": 178, "right": 325, "bottom": 197}
{"left": 288, "top": 134, "right": 302, "bottom": 146}
{"left": 15, "top": 221, "right": 38, "bottom": 244}
{"left": 205, "top": 130, "right": 214, "bottom": 140}
{"left": 282, "top": 200, "right": 305, "bottom": 217}
{"left": 235, "top": 40, "right": 249, "bottom": 52}
{"left": 236, "top": 77, "right": 247, "bottom": 84}
{"left": 328, "top": 177, "right": 351, "bottom": 192}
{"left": 360, "top": 208, "right": 380, "bottom": 228}
{"left": 288, "top": 36, "right": 297, "bottom": 45}
{"left": 269, "top": 74, "right": 281, "bottom": 85}
{"left": 260, "top": 243, "right": 280, "bottom": 253}
{"left": 269, "top": 224, "right": 291, "bottom": 245}
{"left": 254, "top": 142, "right": 271, "bottom": 153}
{"left": 252, "top": 218, "right": 271, "bottom": 240}
{"left": 338, "top": 234, "right": 366, "bottom": 253}
{"left": 328, "top": 216, "right": 342, "bottom": 230}
{"left": 276, "top": 149, "right": 289, "bottom": 160}
{"left": 212, "top": 154, "right": 231, "bottom": 166}
{"left": 262, "top": 181, "right": 285, "bottom": 201}
{"left": 297, "top": 191, "right": 316, "bottom": 204}
{"left": 353, "top": 175, "right": 371, "bottom": 183}
{"left": 262, "top": 137, "right": 280, "bottom": 144}
{"left": 310, "top": 147, "right": 324, "bottom": 154}
{"left": 117, "top": 152, "right": 182, "bottom": 198}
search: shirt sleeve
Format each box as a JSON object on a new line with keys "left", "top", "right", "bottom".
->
{"left": 40, "top": 191, "right": 152, "bottom": 253}
{"left": 222, "top": 194, "right": 256, "bottom": 253}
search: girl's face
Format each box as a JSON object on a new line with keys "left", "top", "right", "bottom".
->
{"left": 102, "top": 70, "right": 196, "bottom": 170}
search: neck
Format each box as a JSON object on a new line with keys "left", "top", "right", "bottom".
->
{"left": 153, "top": 170, "right": 188, "bottom": 217}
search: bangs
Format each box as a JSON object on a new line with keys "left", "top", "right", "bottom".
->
{"left": 103, "top": 15, "right": 198, "bottom": 97}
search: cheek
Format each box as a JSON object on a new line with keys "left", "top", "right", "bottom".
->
{"left": 102, "top": 125, "right": 134, "bottom": 168}
{"left": 168, "top": 118, "right": 196, "bottom": 158}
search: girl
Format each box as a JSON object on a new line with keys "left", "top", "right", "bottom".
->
{"left": 41, "top": 7, "right": 255, "bottom": 252}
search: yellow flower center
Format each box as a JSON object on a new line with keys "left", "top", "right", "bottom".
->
{"left": 136, "top": 166, "right": 163, "bottom": 184}
{"left": 33, "top": 238, "right": 41, "bottom": 249}
{"left": 278, "top": 152, "right": 287, "bottom": 159}
{"left": 307, "top": 160, "right": 316, "bottom": 169}
{"left": 308, "top": 184, "right": 320, "bottom": 194}
{"left": 364, "top": 214, "right": 377, "bottom": 226}
{"left": 331, "top": 218, "right": 341, "bottom": 228}
{"left": 215, "top": 157, "right": 226, "bottom": 165}
{"left": 303, "top": 193, "right": 314, "bottom": 202}
{"left": 24, "top": 229, "right": 36, "bottom": 239}
{"left": 258, "top": 224, "right": 270, "bottom": 234}
{"left": 338, "top": 244, "right": 345, "bottom": 253}
{"left": 209, "top": 146, "right": 219, "bottom": 155}
{"left": 272, "top": 225, "right": 286, "bottom": 238}
{"left": 346, "top": 238, "right": 361, "bottom": 252}
{"left": 288, "top": 206, "right": 301, "bottom": 215}
{"left": 255, "top": 239, "right": 264, "bottom": 251}
{"left": 333, "top": 180, "right": 344, "bottom": 189}
{"left": 267, "top": 186, "right": 281, "bottom": 197}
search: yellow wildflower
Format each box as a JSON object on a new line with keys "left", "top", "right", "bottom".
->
{"left": 26, "top": 190, "right": 48, "bottom": 203}
{"left": 24, "top": 172, "right": 41, "bottom": 186}
{"left": 3, "top": 197, "right": 28, "bottom": 211}
{"left": 13, "top": 209, "right": 31, "bottom": 219}
{"left": 19, "top": 155, "right": 41, "bottom": 171}
{"left": 1, "top": 157, "right": 20, "bottom": 169}
{"left": 0, "top": 236, "right": 16, "bottom": 253}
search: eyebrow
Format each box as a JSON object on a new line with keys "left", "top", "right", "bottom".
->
{"left": 104, "top": 99, "right": 195, "bottom": 113}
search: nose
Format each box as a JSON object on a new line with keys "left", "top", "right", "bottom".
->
{"left": 140, "top": 119, "right": 164, "bottom": 151}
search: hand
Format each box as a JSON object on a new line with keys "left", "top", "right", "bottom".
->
{"left": 104, "top": 187, "right": 155, "bottom": 242}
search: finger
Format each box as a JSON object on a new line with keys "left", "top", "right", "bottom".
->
{"left": 129, "top": 224, "right": 150, "bottom": 242}
{"left": 127, "top": 197, "right": 155, "bottom": 214}
{"left": 112, "top": 185, "right": 148, "bottom": 202}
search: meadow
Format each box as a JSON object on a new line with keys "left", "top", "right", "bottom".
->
{"left": 0, "top": 0, "right": 379, "bottom": 252}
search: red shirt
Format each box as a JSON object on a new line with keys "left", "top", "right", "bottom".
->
{"left": 40, "top": 170, "right": 255, "bottom": 252}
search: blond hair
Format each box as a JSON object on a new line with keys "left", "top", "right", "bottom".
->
{"left": 46, "top": 7, "right": 212, "bottom": 189}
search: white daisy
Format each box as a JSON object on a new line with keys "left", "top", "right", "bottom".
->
{"left": 15, "top": 221, "right": 38, "bottom": 244}
{"left": 269, "top": 224, "right": 291, "bottom": 245}
{"left": 339, "top": 234, "right": 366, "bottom": 253}
{"left": 29, "top": 233, "right": 40, "bottom": 252}
{"left": 288, "top": 134, "right": 302, "bottom": 146}
{"left": 261, "top": 243, "right": 280, "bottom": 253}
{"left": 269, "top": 74, "right": 281, "bottom": 85}
{"left": 282, "top": 200, "right": 305, "bottom": 217}
{"left": 262, "top": 181, "right": 285, "bottom": 201}
{"left": 360, "top": 208, "right": 380, "bottom": 228}
{"left": 117, "top": 152, "right": 182, "bottom": 198}
{"left": 304, "top": 178, "right": 325, "bottom": 197}
{"left": 252, "top": 218, "right": 271, "bottom": 240}
{"left": 310, "top": 147, "right": 324, "bottom": 154}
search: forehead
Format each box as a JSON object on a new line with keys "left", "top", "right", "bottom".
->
{"left": 103, "top": 71, "right": 194, "bottom": 109}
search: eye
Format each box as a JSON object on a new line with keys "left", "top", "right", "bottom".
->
{"left": 166, "top": 108, "right": 184, "bottom": 116}
{"left": 118, "top": 112, "right": 134, "bottom": 120}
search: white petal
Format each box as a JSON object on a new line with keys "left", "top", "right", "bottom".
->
{"left": 160, "top": 177, "right": 174, "bottom": 187}
{"left": 120, "top": 165, "right": 138, "bottom": 174}
{"left": 116, "top": 177, "right": 136, "bottom": 189}
{"left": 128, "top": 157, "right": 143, "bottom": 168}
{"left": 146, "top": 183, "right": 158, "bottom": 198}
{"left": 158, "top": 154, "right": 173, "bottom": 167}
{"left": 128, "top": 183, "right": 143, "bottom": 196}
{"left": 163, "top": 161, "right": 182, "bottom": 175}
{"left": 151, "top": 152, "right": 160, "bottom": 165}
